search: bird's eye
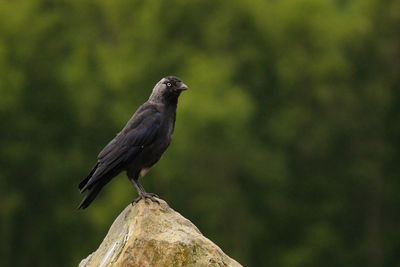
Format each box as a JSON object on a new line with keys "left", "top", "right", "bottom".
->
{"left": 166, "top": 82, "right": 172, "bottom": 87}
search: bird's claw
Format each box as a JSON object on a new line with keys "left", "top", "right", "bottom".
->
{"left": 146, "top": 192, "right": 159, "bottom": 198}
{"left": 132, "top": 193, "right": 160, "bottom": 205}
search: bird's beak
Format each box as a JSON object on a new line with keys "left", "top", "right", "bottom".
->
{"left": 178, "top": 82, "right": 188, "bottom": 91}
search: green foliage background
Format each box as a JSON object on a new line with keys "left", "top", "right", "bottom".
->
{"left": 0, "top": 0, "right": 399, "bottom": 266}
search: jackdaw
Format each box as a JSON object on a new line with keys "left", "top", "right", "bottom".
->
{"left": 77, "top": 76, "right": 188, "bottom": 209}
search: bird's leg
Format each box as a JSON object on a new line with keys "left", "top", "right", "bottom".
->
{"left": 137, "top": 182, "right": 159, "bottom": 198}
{"left": 130, "top": 177, "right": 159, "bottom": 204}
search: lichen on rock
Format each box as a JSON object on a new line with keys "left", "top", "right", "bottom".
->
{"left": 79, "top": 200, "right": 242, "bottom": 267}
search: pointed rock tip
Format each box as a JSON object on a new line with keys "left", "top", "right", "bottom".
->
{"left": 79, "top": 199, "right": 242, "bottom": 266}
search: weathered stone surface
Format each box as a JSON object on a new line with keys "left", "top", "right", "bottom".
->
{"left": 79, "top": 199, "right": 242, "bottom": 267}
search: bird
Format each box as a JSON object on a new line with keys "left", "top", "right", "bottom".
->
{"left": 77, "top": 76, "right": 188, "bottom": 209}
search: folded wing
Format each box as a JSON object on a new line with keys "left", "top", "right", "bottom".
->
{"left": 77, "top": 107, "right": 161, "bottom": 209}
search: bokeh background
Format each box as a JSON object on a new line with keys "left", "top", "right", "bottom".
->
{"left": 1, "top": 0, "right": 399, "bottom": 266}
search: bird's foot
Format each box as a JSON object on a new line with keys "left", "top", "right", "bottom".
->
{"left": 146, "top": 192, "right": 159, "bottom": 198}
{"left": 132, "top": 192, "right": 160, "bottom": 205}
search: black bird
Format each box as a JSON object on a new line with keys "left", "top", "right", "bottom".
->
{"left": 77, "top": 76, "right": 188, "bottom": 209}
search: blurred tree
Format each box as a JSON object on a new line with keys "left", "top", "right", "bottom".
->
{"left": 0, "top": 0, "right": 399, "bottom": 266}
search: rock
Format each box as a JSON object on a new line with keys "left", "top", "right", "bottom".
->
{"left": 79, "top": 199, "right": 242, "bottom": 267}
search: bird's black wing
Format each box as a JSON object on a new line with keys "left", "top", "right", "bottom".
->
{"left": 79, "top": 106, "right": 161, "bottom": 193}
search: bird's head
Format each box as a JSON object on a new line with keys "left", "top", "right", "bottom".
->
{"left": 149, "top": 76, "right": 188, "bottom": 104}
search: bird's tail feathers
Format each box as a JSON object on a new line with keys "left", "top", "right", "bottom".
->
{"left": 78, "top": 163, "right": 98, "bottom": 193}
{"left": 77, "top": 181, "right": 105, "bottom": 210}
